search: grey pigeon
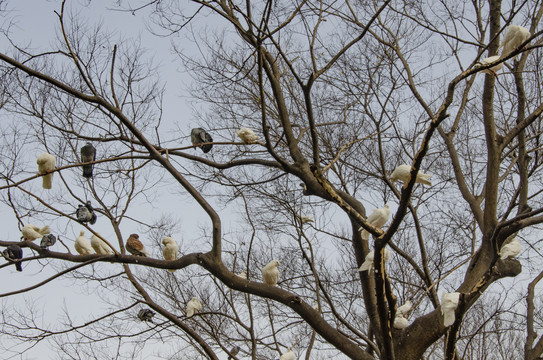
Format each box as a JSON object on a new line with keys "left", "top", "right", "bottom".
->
{"left": 228, "top": 346, "right": 241, "bottom": 359}
{"left": 3, "top": 245, "right": 23, "bottom": 272}
{"left": 137, "top": 309, "right": 155, "bottom": 323}
{"left": 80, "top": 143, "right": 96, "bottom": 178}
{"left": 190, "top": 128, "right": 213, "bottom": 153}
{"left": 40, "top": 234, "right": 57, "bottom": 249}
{"left": 76, "top": 201, "right": 97, "bottom": 225}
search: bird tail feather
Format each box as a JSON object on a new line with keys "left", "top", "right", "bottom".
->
{"left": 82, "top": 165, "right": 93, "bottom": 178}
{"left": 15, "top": 261, "right": 22, "bottom": 272}
{"left": 42, "top": 174, "right": 53, "bottom": 189}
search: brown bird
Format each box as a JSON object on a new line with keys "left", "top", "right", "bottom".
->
{"left": 125, "top": 234, "right": 150, "bottom": 257}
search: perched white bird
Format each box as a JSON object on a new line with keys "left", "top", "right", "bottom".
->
{"left": 236, "top": 127, "right": 259, "bottom": 144}
{"left": 477, "top": 55, "right": 503, "bottom": 76}
{"left": 397, "top": 300, "right": 413, "bottom": 317}
{"left": 500, "top": 237, "right": 521, "bottom": 260}
{"left": 74, "top": 230, "right": 95, "bottom": 255}
{"left": 36, "top": 153, "right": 56, "bottom": 189}
{"left": 360, "top": 204, "right": 391, "bottom": 240}
{"left": 393, "top": 316, "right": 409, "bottom": 329}
{"left": 280, "top": 349, "right": 295, "bottom": 360}
{"left": 186, "top": 297, "right": 202, "bottom": 318}
{"left": 441, "top": 292, "right": 460, "bottom": 327}
{"left": 162, "top": 236, "right": 179, "bottom": 272}
{"left": 500, "top": 25, "right": 531, "bottom": 60}
{"left": 390, "top": 164, "right": 432, "bottom": 186}
{"left": 262, "top": 259, "right": 280, "bottom": 286}
{"left": 91, "top": 233, "right": 114, "bottom": 255}
{"left": 21, "top": 224, "right": 51, "bottom": 241}
{"left": 358, "top": 248, "right": 391, "bottom": 272}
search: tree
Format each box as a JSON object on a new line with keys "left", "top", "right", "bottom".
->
{"left": 1, "top": 0, "right": 543, "bottom": 359}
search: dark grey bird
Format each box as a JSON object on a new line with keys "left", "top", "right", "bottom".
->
{"left": 3, "top": 245, "right": 23, "bottom": 272}
{"left": 76, "top": 201, "right": 97, "bottom": 225}
{"left": 191, "top": 128, "right": 213, "bottom": 153}
{"left": 80, "top": 143, "right": 96, "bottom": 178}
{"left": 228, "top": 346, "right": 241, "bottom": 359}
{"left": 137, "top": 309, "right": 155, "bottom": 323}
{"left": 40, "top": 234, "right": 57, "bottom": 249}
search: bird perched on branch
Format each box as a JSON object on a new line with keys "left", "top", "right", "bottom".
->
{"left": 126, "top": 234, "right": 150, "bottom": 257}
{"left": 228, "top": 346, "right": 241, "bottom": 360}
{"left": 91, "top": 233, "right": 114, "bottom": 255}
{"left": 262, "top": 259, "right": 280, "bottom": 286}
{"left": 191, "top": 128, "right": 213, "bottom": 153}
{"left": 76, "top": 201, "right": 97, "bottom": 225}
{"left": 360, "top": 204, "right": 390, "bottom": 241}
{"left": 393, "top": 300, "right": 412, "bottom": 329}
{"left": 3, "top": 244, "right": 23, "bottom": 272}
{"left": 358, "top": 248, "right": 391, "bottom": 272}
{"left": 441, "top": 292, "right": 460, "bottom": 327}
{"left": 137, "top": 309, "right": 155, "bottom": 323}
{"left": 40, "top": 234, "right": 56, "bottom": 249}
{"left": 236, "top": 127, "right": 259, "bottom": 144}
{"left": 390, "top": 164, "right": 432, "bottom": 186}
{"left": 476, "top": 55, "right": 503, "bottom": 76}
{"left": 21, "top": 224, "right": 51, "bottom": 241}
{"left": 162, "top": 236, "right": 178, "bottom": 272}
{"left": 80, "top": 143, "right": 96, "bottom": 178}
{"left": 186, "top": 297, "right": 202, "bottom": 318}
{"left": 499, "top": 237, "right": 521, "bottom": 259}
{"left": 298, "top": 215, "right": 314, "bottom": 225}
{"left": 74, "top": 230, "right": 94, "bottom": 255}
{"left": 500, "top": 25, "right": 531, "bottom": 60}
{"left": 37, "top": 153, "right": 56, "bottom": 189}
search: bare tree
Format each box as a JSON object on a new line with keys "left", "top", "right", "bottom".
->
{"left": 1, "top": 0, "right": 543, "bottom": 359}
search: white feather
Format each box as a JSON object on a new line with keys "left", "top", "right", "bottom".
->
{"left": 397, "top": 300, "right": 412, "bottom": 317}
{"left": 262, "top": 259, "right": 280, "bottom": 286}
{"left": 186, "top": 297, "right": 202, "bottom": 318}
{"left": 393, "top": 316, "right": 409, "bottom": 329}
{"left": 390, "top": 164, "right": 432, "bottom": 186}
{"left": 280, "top": 349, "right": 295, "bottom": 360}
{"left": 477, "top": 55, "right": 503, "bottom": 75}
{"left": 22, "top": 224, "right": 51, "bottom": 241}
{"left": 500, "top": 25, "right": 531, "bottom": 60}
{"left": 358, "top": 248, "right": 390, "bottom": 272}
{"left": 91, "top": 233, "right": 114, "bottom": 255}
{"left": 36, "top": 153, "right": 56, "bottom": 189}
{"left": 75, "top": 230, "right": 95, "bottom": 255}
{"left": 236, "top": 127, "right": 259, "bottom": 143}
{"left": 162, "top": 236, "right": 179, "bottom": 272}
{"left": 360, "top": 204, "right": 391, "bottom": 240}
{"left": 441, "top": 292, "right": 460, "bottom": 327}
{"left": 500, "top": 237, "right": 521, "bottom": 260}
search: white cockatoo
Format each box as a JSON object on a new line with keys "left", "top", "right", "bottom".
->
{"left": 36, "top": 153, "right": 56, "bottom": 189}
{"left": 360, "top": 204, "right": 391, "bottom": 240}
{"left": 236, "top": 127, "right": 259, "bottom": 144}
{"left": 91, "top": 233, "right": 114, "bottom": 255}
{"left": 186, "top": 297, "right": 202, "bottom": 318}
{"left": 499, "top": 237, "right": 521, "bottom": 260}
{"left": 358, "top": 248, "right": 391, "bottom": 272}
{"left": 262, "top": 259, "right": 280, "bottom": 286}
{"left": 477, "top": 55, "right": 503, "bottom": 76}
{"left": 280, "top": 349, "right": 295, "bottom": 360}
{"left": 390, "top": 164, "right": 432, "bottom": 186}
{"left": 21, "top": 224, "right": 51, "bottom": 241}
{"left": 500, "top": 25, "right": 531, "bottom": 60}
{"left": 74, "top": 230, "right": 95, "bottom": 255}
{"left": 441, "top": 292, "right": 460, "bottom": 327}
{"left": 162, "top": 236, "right": 179, "bottom": 272}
